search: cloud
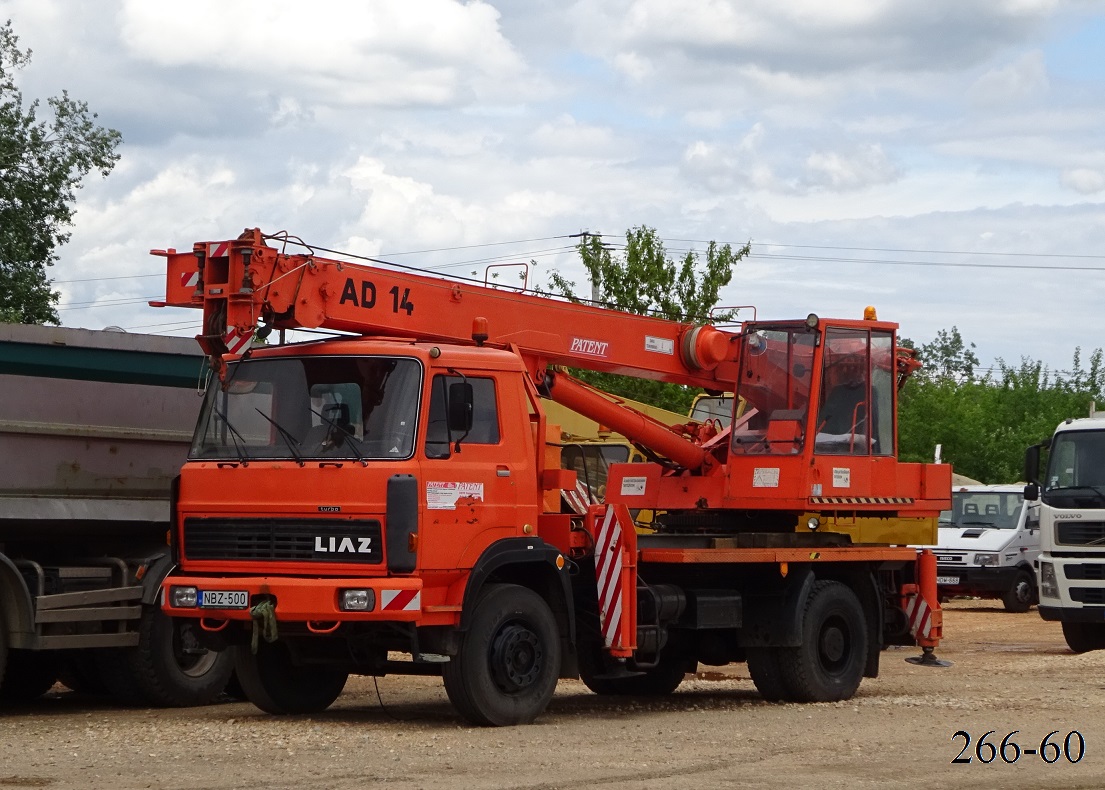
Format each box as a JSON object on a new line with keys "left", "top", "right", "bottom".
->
{"left": 1060, "top": 168, "right": 1105, "bottom": 194}
{"left": 804, "top": 145, "right": 901, "bottom": 191}
{"left": 968, "top": 50, "right": 1050, "bottom": 106}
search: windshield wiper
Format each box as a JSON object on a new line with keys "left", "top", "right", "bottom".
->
{"left": 308, "top": 405, "right": 367, "bottom": 466}
{"left": 213, "top": 407, "right": 250, "bottom": 464}
{"left": 253, "top": 408, "right": 305, "bottom": 466}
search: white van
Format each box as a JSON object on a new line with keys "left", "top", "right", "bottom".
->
{"left": 930, "top": 484, "right": 1041, "bottom": 612}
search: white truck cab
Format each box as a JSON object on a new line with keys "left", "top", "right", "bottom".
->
{"left": 930, "top": 485, "right": 1041, "bottom": 612}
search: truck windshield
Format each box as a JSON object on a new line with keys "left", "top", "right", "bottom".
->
{"left": 1042, "top": 429, "right": 1105, "bottom": 506}
{"left": 939, "top": 492, "right": 1023, "bottom": 529}
{"left": 191, "top": 356, "right": 422, "bottom": 461}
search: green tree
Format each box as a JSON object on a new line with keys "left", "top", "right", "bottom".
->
{"left": 898, "top": 332, "right": 1105, "bottom": 482}
{"left": 547, "top": 226, "right": 748, "bottom": 412}
{"left": 0, "top": 19, "right": 122, "bottom": 324}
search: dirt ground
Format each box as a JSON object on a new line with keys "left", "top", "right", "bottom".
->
{"left": 1, "top": 600, "right": 1103, "bottom": 790}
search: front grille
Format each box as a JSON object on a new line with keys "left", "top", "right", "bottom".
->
{"left": 1056, "top": 521, "right": 1105, "bottom": 545}
{"left": 1064, "top": 564, "right": 1105, "bottom": 580}
{"left": 1069, "top": 587, "right": 1105, "bottom": 605}
{"left": 184, "top": 517, "right": 383, "bottom": 563}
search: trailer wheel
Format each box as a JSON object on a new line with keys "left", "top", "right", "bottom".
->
{"left": 746, "top": 647, "right": 790, "bottom": 702}
{"left": 1061, "top": 621, "right": 1105, "bottom": 654}
{"left": 0, "top": 649, "right": 59, "bottom": 702}
{"left": 579, "top": 649, "right": 694, "bottom": 696}
{"left": 127, "top": 606, "right": 236, "bottom": 707}
{"left": 443, "top": 584, "right": 560, "bottom": 726}
{"left": 776, "top": 581, "right": 868, "bottom": 702}
{"left": 234, "top": 639, "right": 348, "bottom": 714}
{"left": 1002, "top": 570, "right": 1036, "bottom": 613}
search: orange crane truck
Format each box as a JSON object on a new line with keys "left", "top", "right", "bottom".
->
{"left": 152, "top": 228, "right": 949, "bottom": 726}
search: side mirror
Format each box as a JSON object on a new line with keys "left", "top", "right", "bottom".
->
{"left": 1024, "top": 443, "right": 1041, "bottom": 486}
{"left": 1023, "top": 482, "right": 1040, "bottom": 502}
{"left": 447, "top": 381, "right": 474, "bottom": 434}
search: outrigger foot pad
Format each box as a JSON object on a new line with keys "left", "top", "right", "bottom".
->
{"left": 905, "top": 646, "right": 953, "bottom": 668}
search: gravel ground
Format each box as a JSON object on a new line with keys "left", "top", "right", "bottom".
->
{"left": 1, "top": 600, "right": 1103, "bottom": 790}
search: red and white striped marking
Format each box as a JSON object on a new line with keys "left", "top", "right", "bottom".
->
{"left": 561, "top": 480, "right": 593, "bottom": 515}
{"left": 380, "top": 589, "right": 420, "bottom": 612}
{"left": 224, "top": 327, "right": 252, "bottom": 355}
{"left": 594, "top": 506, "right": 626, "bottom": 648}
{"left": 181, "top": 271, "right": 199, "bottom": 289}
{"left": 904, "top": 593, "right": 932, "bottom": 639}
{"left": 207, "top": 241, "right": 230, "bottom": 258}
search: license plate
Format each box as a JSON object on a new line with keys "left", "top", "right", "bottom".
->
{"left": 936, "top": 576, "right": 960, "bottom": 586}
{"left": 199, "top": 589, "right": 249, "bottom": 609}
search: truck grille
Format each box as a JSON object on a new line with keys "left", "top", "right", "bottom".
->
{"left": 1064, "top": 564, "right": 1105, "bottom": 580}
{"left": 1069, "top": 587, "right": 1105, "bottom": 605}
{"left": 1056, "top": 521, "right": 1105, "bottom": 546}
{"left": 183, "top": 517, "right": 383, "bottom": 563}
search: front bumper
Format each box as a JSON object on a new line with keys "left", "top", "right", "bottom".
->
{"left": 935, "top": 565, "right": 1018, "bottom": 595}
{"left": 161, "top": 575, "right": 424, "bottom": 622}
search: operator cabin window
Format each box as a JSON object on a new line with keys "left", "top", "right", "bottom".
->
{"left": 425, "top": 375, "right": 501, "bottom": 459}
{"left": 814, "top": 329, "right": 893, "bottom": 456}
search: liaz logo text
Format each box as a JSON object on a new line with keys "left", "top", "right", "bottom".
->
{"left": 569, "top": 337, "right": 610, "bottom": 357}
{"left": 314, "top": 536, "right": 374, "bottom": 553}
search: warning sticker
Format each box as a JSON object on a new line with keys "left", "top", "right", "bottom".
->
{"left": 426, "top": 481, "right": 485, "bottom": 510}
{"left": 832, "top": 468, "right": 851, "bottom": 488}
{"left": 620, "top": 476, "right": 647, "bottom": 496}
{"left": 645, "top": 336, "right": 674, "bottom": 355}
{"left": 753, "top": 468, "right": 780, "bottom": 488}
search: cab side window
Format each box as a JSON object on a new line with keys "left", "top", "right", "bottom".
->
{"left": 425, "top": 375, "right": 500, "bottom": 458}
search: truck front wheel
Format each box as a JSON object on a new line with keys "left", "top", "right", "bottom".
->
{"left": 776, "top": 581, "right": 868, "bottom": 702}
{"left": 1002, "top": 569, "right": 1036, "bottom": 613}
{"left": 443, "top": 583, "right": 561, "bottom": 726}
{"left": 747, "top": 647, "right": 790, "bottom": 702}
{"left": 234, "top": 639, "right": 348, "bottom": 714}
{"left": 1061, "top": 621, "right": 1105, "bottom": 654}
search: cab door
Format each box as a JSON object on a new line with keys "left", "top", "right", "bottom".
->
{"left": 416, "top": 371, "right": 535, "bottom": 571}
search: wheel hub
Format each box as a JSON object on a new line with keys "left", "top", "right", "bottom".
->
{"left": 489, "top": 624, "right": 543, "bottom": 693}
{"left": 819, "top": 619, "right": 848, "bottom": 668}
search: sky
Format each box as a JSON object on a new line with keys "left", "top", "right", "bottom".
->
{"left": 4, "top": 0, "right": 1105, "bottom": 375}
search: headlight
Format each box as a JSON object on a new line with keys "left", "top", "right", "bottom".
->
{"left": 1039, "top": 562, "right": 1059, "bottom": 599}
{"left": 973, "top": 553, "right": 1000, "bottom": 567}
{"left": 339, "top": 589, "right": 375, "bottom": 611}
{"left": 169, "top": 585, "right": 198, "bottom": 608}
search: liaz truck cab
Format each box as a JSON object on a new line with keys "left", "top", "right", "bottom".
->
{"left": 930, "top": 484, "right": 1040, "bottom": 612}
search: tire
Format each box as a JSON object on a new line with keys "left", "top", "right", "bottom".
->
{"left": 443, "top": 584, "right": 561, "bottom": 726}
{"left": 234, "top": 639, "right": 348, "bottom": 715}
{"left": 58, "top": 652, "right": 111, "bottom": 696}
{"left": 1061, "top": 621, "right": 1105, "bottom": 654}
{"left": 746, "top": 647, "right": 790, "bottom": 702}
{"left": 579, "top": 648, "right": 694, "bottom": 696}
{"left": 0, "top": 649, "right": 59, "bottom": 702}
{"left": 1002, "top": 569, "right": 1036, "bottom": 613}
{"left": 126, "top": 606, "right": 236, "bottom": 707}
{"left": 776, "top": 581, "right": 868, "bottom": 703}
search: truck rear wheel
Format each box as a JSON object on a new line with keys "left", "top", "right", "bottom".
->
{"left": 443, "top": 584, "right": 560, "bottom": 726}
{"left": 776, "top": 581, "right": 867, "bottom": 702}
{"left": 746, "top": 647, "right": 790, "bottom": 702}
{"left": 0, "top": 650, "right": 59, "bottom": 702}
{"left": 127, "top": 606, "right": 236, "bottom": 707}
{"left": 234, "top": 639, "right": 348, "bottom": 714}
{"left": 1002, "top": 570, "right": 1036, "bottom": 613}
{"left": 1061, "top": 621, "right": 1105, "bottom": 654}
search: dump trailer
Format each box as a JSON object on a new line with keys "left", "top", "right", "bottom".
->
{"left": 0, "top": 324, "right": 235, "bottom": 706}
{"left": 153, "top": 229, "right": 950, "bottom": 726}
